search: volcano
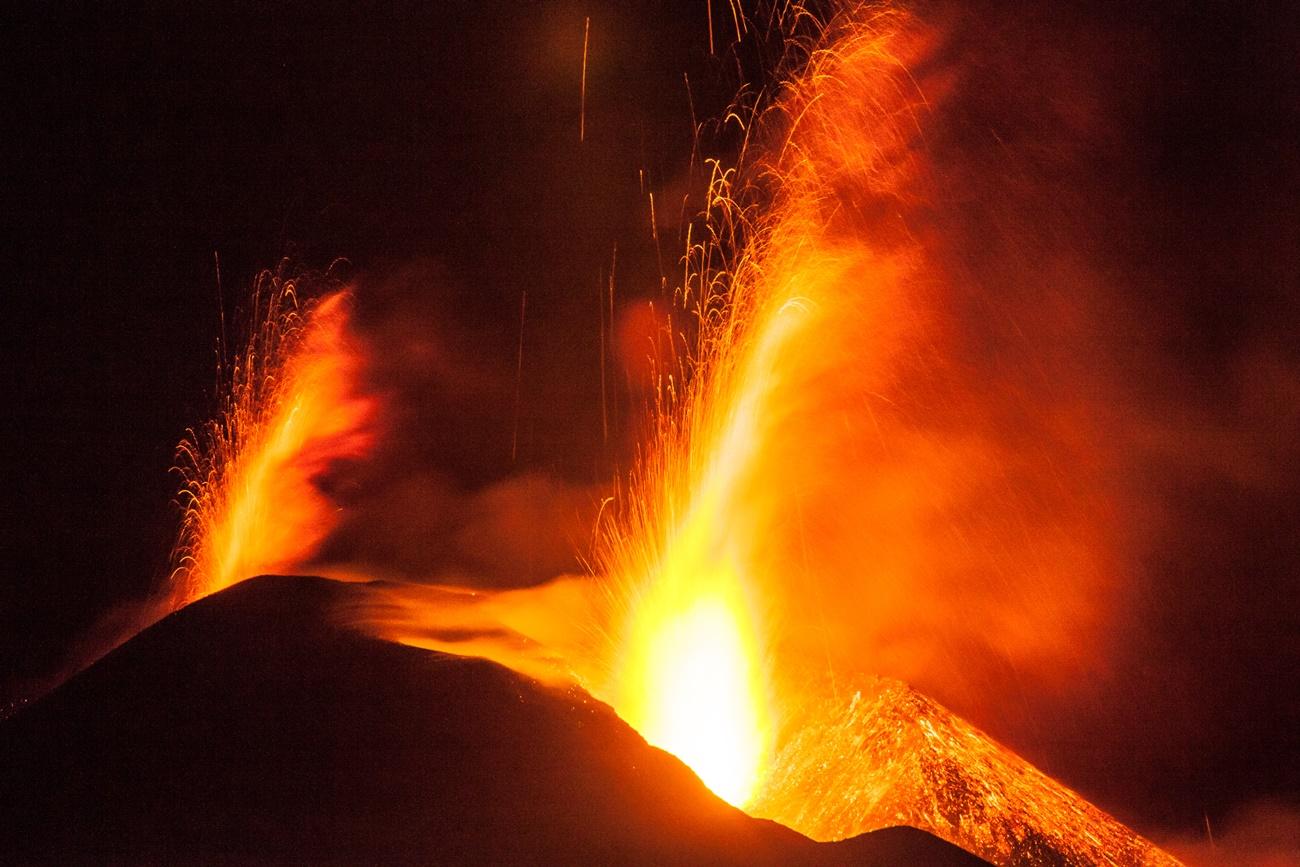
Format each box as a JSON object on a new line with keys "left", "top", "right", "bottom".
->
{"left": 0, "top": 575, "right": 984, "bottom": 865}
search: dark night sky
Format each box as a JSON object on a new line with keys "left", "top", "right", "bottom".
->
{"left": 2, "top": 0, "right": 1298, "bottom": 848}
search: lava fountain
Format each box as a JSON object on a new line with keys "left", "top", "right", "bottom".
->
{"left": 170, "top": 267, "right": 377, "bottom": 606}
{"left": 581, "top": 3, "right": 1177, "bottom": 863}
{"left": 591, "top": 4, "right": 943, "bottom": 809}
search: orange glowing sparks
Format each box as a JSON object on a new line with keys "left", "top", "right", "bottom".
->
{"left": 171, "top": 271, "right": 375, "bottom": 605}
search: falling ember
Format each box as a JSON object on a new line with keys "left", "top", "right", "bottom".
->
{"left": 170, "top": 269, "right": 376, "bottom": 606}
{"left": 580, "top": 16, "right": 590, "bottom": 143}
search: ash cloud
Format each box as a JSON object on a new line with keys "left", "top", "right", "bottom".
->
{"left": 311, "top": 260, "right": 611, "bottom": 589}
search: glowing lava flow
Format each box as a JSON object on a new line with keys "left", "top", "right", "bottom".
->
{"left": 171, "top": 271, "right": 376, "bottom": 606}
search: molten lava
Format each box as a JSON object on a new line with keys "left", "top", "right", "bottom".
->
{"left": 171, "top": 271, "right": 376, "bottom": 605}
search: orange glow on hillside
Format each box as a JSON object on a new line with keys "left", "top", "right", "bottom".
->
{"left": 171, "top": 273, "right": 376, "bottom": 605}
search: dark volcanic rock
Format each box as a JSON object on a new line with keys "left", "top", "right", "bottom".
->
{"left": 0, "top": 575, "right": 985, "bottom": 865}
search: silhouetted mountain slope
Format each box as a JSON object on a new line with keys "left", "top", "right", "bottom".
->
{"left": 0, "top": 575, "right": 985, "bottom": 865}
